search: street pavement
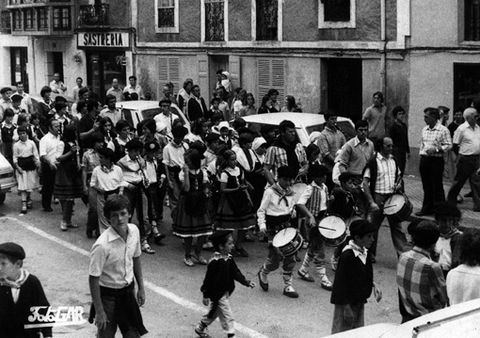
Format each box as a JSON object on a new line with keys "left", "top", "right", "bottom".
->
{"left": 0, "top": 174, "right": 478, "bottom": 338}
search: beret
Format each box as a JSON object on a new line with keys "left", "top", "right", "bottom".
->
{"left": 0, "top": 242, "right": 25, "bottom": 260}
{"left": 349, "top": 220, "right": 376, "bottom": 237}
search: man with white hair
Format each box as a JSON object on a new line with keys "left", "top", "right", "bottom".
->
{"left": 447, "top": 107, "right": 480, "bottom": 211}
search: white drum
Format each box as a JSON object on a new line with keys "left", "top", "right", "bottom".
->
{"left": 383, "top": 194, "right": 412, "bottom": 222}
{"left": 272, "top": 227, "right": 304, "bottom": 256}
{"left": 318, "top": 215, "right": 347, "bottom": 247}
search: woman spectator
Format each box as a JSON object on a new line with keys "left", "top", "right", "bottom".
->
{"left": 97, "top": 116, "right": 116, "bottom": 145}
{"left": 215, "top": 149, "right": 255, "bottom": 257}
{"left": 281, "top": 95, "right": 302, "bottom": 113}
{"left": 173, "top": 148, "right": 213, "bottom": 266}
{"left": 54, "top": 125, "right": 83, "bottom": 231}
{"left": 447, "top": 228, "right": 480, "bottom": 304}
{"left": 239, "top": 93, "right": 256, "bottom": 117}
{"left": 232, "top": 89, "right": 247, "bottom": 119}
{"left": 257, "top": 94, "right": 276, "bottom": 115}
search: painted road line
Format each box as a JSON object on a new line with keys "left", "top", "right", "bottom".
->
{"left": 3, "top": 217, "right": 269, "bottom": 338}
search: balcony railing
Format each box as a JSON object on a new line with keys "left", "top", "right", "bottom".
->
{"left": 78, "top": 4, "right": 109, "bottom": 27}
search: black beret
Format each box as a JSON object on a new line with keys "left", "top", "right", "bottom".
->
{"left": 349, "top": 220, "right": 376, "bottom": 237}
{"left": 172, "top": 125, "right": 188, "bottom": 138}
{"left": 144, "top": 140, "right": 160, "bottom": 152}
{"left": 0, "top": 242, "right": 26, "bottom": 260}
{"left": 125, "top": 138, "right": 143, "bottom": 150}
{"left": 339, "top": 172, "right": 357, "bottom": 183}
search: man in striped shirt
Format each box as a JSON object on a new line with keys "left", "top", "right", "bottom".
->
{"left": 416, "top": 108, "right": 452, "bottom": 216}
{"left": 363, "top": 137, "right": 410, "bottom": 261}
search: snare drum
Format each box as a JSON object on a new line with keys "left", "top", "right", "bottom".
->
{"left": 383, "top": 194, "right": 412, "bottom": 222}
{"left": 318, "top": 215, "right": 347, "bottom": 247}
{"left": 272, "top": 227, "right": 304, "bottom": 256}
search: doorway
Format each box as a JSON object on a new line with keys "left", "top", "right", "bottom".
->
{"left": 46, "top": 52, "right": 64, "bottom": 84}
{"left": 10, "top": 47, "right": 28, "bottom": 92}
{"left": 324, "top": 58, "right": 362, "bottom": 122}
{"left": 86, "top": 51, "right": 126, "bottom": 103}
{"left": 454, "top": 63, "right": 480, "bottom": 110}
{"left": 209, "top": 55, "right": 229, "bottom": 98}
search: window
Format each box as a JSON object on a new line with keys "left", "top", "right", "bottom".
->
{"left": 202, "top": 0, "right": 227, "bottom": 41}
{"left": 465, "top": 0, "right": 480, "bottom": 41}
{"left": 155, "top": 0, "right": 179, "bottom": 33}
{"left": 37, "top": 7, "right": 47, "bottom": 30}
{"left": 1, "top": 10, "right": 11, "bottom": 31}
{"left": 257, "top": 59, "right": 285, "bottom": 105}
{"left": 24, "top": 8, "right": 34, "bottom": 30}
{"left": 13, "top": 10, "right": 22, "bottom": 31}
{"left": 158, "top": 57, "right": 179, "bottom": 95}
{"left": 53, "top": 6, "right": 70, "bottom": 30}
{"left": 256, "top": 0, "right": 277, "bottom": 40}
{"left": 318, "top": 0, "right": 356, "bottom": 29}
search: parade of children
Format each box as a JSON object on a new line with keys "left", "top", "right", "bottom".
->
{"left": 3, "top": 81, "right": 480, "bottom": 337}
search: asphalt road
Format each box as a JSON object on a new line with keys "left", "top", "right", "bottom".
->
{"left": 0, "top": 190, "right": 404, "bottom": 338}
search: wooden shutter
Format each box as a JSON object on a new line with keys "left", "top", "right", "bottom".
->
{"left": 229, "top": 55, "right": 241, "bottom": 89}
{"left": 197, "top": 54, "right": 210, "bottom": 99}
{"left": 157, "top": 57, "right": 179, "bottom": 98}
{"left": 257, "top": 58, "right": 285, "bottom": 103}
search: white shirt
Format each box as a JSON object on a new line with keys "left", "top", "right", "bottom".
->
{"left": 123, "top": 84, "right": 143, "bottom": 99}
{"left": 90, "top": 165, "right": 125, "bottom": 191}
{"left": 233, "top": 146, "right": 258, "bottom": 172}
{"left": 154, "top": 113, "right": 179, "bottom": 136}
{"left": 49, "top": 80, "right": 66, "bottom": 94}
{"left": 447, "top": 265, "right": 480, "bottom": 305}
{"left": 39, "top": 132, "right": 63, "bottom": 164}
{"left": 257, "top": 186, "right": 296, "bottom": 231}
{"left": 89, "top": 223, "right": 141, "bottom": 289}
{"left": 162, "top": 142, "right": 188, "bottom": 167}
{"left": 100, "top": 107, "right": 123, "bottom": 126}
{"left": 117, "top": 155, "right": 143, "bottom": 184}
{"left": 453, "top": 121, "right": 480, "bottom": 156}
{"left": 364, "top": 153, "right": 398, "bottom": 194}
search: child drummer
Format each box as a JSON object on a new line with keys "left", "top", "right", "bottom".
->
{"left": 296, "top": 164, "right": 333, "bottom": 290}
{"left": 257, "top": 166, "right": 300, "bottom": 298}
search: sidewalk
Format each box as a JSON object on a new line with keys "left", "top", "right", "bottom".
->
{"left": 403, "top": 174, "right": 480, "bottom": 228}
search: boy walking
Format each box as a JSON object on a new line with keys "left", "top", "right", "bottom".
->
{"left": 89, "top": 194, "right": 148, "bottom": 338}
{"left": 195, "top": 230, "right": 255, "bottom": 338}
{"left": 330, "top": 219, "right": 381, "bottom": 333}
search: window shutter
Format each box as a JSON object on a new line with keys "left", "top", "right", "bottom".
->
{"left": 257, "top": 58, "right": 284, "bottom": 104}
{"left": 197, "top": 54, "right": 210, "bottom": 99}
{"left": 158, "top": 57, "right": 179, "bottom": 97}
{"left": 229, "top": 55, "right": 241, "bottom": 89}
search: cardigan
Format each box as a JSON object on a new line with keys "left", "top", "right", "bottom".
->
{"left": 0, "top": 274, "right": 52, "bottom": 338}
{"left": 330, "top": 248, "right": 373, "bottom": 305}
{"left": 201, "top": 253, "right": 250, "bottom": 301}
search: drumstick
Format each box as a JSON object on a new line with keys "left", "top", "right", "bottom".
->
{"left": 383, "top": 204, "right": 399, "bottom": 209}
{"left": 318, "top": 225, "right": 336, "bottom": 231}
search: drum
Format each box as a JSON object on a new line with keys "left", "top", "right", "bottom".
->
{"left": 318, "top": 215, "right": 347, "bottom": 247}
{"left": 383, "top": 194, "right": 412, "bottom": 222}
{"left": 272, "top": 227, "right": 304, "bottom": 256}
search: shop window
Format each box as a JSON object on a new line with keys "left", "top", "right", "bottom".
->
{"left": 155, "top": 0, "right": 179, "bottom": 33}
{"left": 24, "top": 8, "right": 34, "bottom": 30}
{"left": 13, "top": 10, "right": 22, "bottom": 31}
{"left": 53, "top": 6, "right": 71, "bottom": 31}
{"left": 37, "top": 7, "right": 47, "bottom": 30}
{"left": 257, "top": 58, "right": 285, "bottom": 105}
{"left": 256, "top": 0, "right": 278, "bottom": 40}
{"left": 318, "top": 0, "right": 356, "bottom": 29}
{"left": 465, "top": 0, "right": 480, "bottom": 41}
{"left": 203, "top": 0, "right": 226, "bottom": 41}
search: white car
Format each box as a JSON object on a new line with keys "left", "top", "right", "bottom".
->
{"left": 0, "top": 153, "right": 16, "bottom": 205}
{"left": 116, "top": 100, "right": 190, "bottom": 131}
{"left": 325, "top": 298, "right": 480, "bottom": 338}
{"left": 242, "top": 112, "right": 355, "bottom": 146}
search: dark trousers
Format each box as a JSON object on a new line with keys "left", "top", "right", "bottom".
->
{"left": 447, "top": 155, "right": 480, "bottom": 209}
{"left": 370, "top": 193, "right": 411, "bottom": 258}
{"left": 146, "top": 182, "right": 166, "bottom": 222}
{"left": 41, "top": 162, "right": 56, "bottom": 209}
{"left": 393, "top": 149, "right": 407, "bottom": 176}
{"left": 419, "top": 156, "right": 445, "bottom": 213}
{"left": 124, "top": 184, "right": 146, "bottom": 240}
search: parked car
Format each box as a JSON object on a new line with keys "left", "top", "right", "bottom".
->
{"left": 325, "top": 298, "right": 480, "bottom": 338}
{"left": 242, "top": 112, "right": 355, "bottom": 146}
{"left": 0, "top": 152, "right": 16, "bottom": 205}
{"left": 116, "top": 100, "right": 190, "bottom": 131}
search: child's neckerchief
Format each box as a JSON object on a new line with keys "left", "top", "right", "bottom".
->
{"left": 271, "top": 183, "right": 294, "bottom": 207}
{"left": 212, "top": 252, "right": 232, "bottom": 261}
{"left": 343, "top": 240, "right": 368, "bottom": 265}
{"left": 0, "top": 268, "right": 29, "bottom": 289}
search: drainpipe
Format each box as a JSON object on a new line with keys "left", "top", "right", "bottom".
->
{"left": 380, "top": 0, "right": 388, "bottom": 98}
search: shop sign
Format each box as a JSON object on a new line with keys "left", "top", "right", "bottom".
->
{"left": 77, "top": 32, "right": 130, "bottom": 48}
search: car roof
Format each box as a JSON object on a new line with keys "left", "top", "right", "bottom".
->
{"left": 242, "top": 113, "right": 352, "bottom": 128}
{"left": 116, "top": 100, "right": 160, "bottom": 110}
